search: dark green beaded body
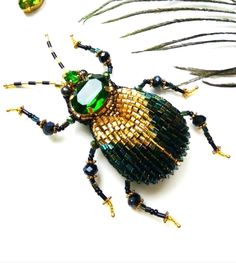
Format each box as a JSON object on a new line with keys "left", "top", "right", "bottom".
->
{"left": 91, "top": 87, "right": 190, "bottom": 184}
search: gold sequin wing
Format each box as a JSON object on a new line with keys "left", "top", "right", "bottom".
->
{"left": 91, "top": 88, "right": 190, "bottom": 184}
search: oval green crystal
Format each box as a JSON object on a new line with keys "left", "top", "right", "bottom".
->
{"left": 71, "top": 75, "right": 109, "bottom": 114}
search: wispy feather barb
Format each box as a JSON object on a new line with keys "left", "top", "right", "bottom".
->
{"left": 176, "top": 66, "right": 236, "bottom": 86}
{"left": 80, "top": 0, "right": 236, "bottom": 22}
{"left": 133, "top": 32, "right": 236, "bottom": 52}
{"left": 104, "top": 7, "right": 236, "bottom": 24}
{"left": 203, "top": 81, "right": 236, "bottom": 87}
{"left": 121, "top": 17, "right": 236, "bottom": 38}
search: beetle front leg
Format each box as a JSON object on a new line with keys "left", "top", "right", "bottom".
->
{"left": 6, "top": 106, "right": 75, "bottom": 135}
{"left": 182, "top": 111, "right": 230, "bottom": 158}
{"left": 125, "top": 180, "right": 181, "bottom": 228}
{"left": 83, "top": 141, "right": 115, "bottom": 217}
{"left": 70, "top": 35, "right": 113, "bottom": 76}
{"left": 136, "top": 76, "right": 198, "bottom": 97}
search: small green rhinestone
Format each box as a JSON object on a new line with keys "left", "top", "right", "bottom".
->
{"left": 64, "top": 71, "right": 80, "bottom": 84}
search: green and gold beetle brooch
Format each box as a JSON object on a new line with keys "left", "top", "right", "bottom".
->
{"left": 4, "top": 35, "right": 230, "bottom": 227}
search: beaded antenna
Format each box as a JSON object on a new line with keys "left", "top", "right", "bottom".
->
{"left": 19, "top": 0, "right": 44, "bottom": 13}
{"left": 4, "top": 35, "right": 230, "bottom": 227}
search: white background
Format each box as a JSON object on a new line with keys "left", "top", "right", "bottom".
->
{"left": 0, "top": 1, "right": 236, "bottom": 262}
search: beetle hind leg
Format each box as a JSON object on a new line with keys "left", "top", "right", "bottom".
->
{"left": 83, "top": 141, "right": 115, "bottom": 217}
{"left": 182, "top": 111, "right": 230, "bottom": 158}
{"left": 125, "top": 180, "right": 181, "bottom": 228}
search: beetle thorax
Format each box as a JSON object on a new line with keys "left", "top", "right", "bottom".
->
{"left": 61, "top": 70, "right": 113, "bottom": 123}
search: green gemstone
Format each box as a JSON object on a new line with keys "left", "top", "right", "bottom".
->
{"left": 71, "top": 74, "right": 109, "bottom": 114}
{"left": 19, "top": 0, "right": 42, "bottom": 9}
{"left": 64, "top": 71, "right": 80, "bottom": 84}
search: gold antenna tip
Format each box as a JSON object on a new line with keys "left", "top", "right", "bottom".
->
{"left": 164, "top": 212, "right": 181, "bottom": 228}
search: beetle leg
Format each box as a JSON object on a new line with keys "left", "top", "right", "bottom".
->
{"left": 70, "top": 35, "right": 113, "bottom": 76}
{"left": 125, "top": 180, "right": 181, "bottom": 228}
{"left": 182, "top": 111, "right": 230, "bottom": 158}
{"left": 6, "top": 105, "right": 75, "bottom": 135}
{"left": 83, "top": 141, "right": 115, "bottom": 218}
{"left": 4, "top": 80, "right": 62, "bottom": 89}
{"left": 135, "top": 76, "right": 198, "bottom": 97}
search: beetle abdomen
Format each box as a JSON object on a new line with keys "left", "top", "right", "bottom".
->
{"left": 92, "top": 88, "right": 190, "bottom": 184}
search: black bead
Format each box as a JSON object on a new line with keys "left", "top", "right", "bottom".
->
{"left": 128, "top": 193, "right": 142, "bottom": 208}
{"left": 192, "top": 115, "right": 207, "bottom": 127}
{"left": 28, "top": 81, "right": 36, "bottom": 85}
{"left": 83, "top": 163, "right": 98, "bottom": 176}
{"left": 14, "top": 82, "right": 22, "bottom": 86}
{"left": 98, "top": 51, "right": 110, "bottom": 63}
{"left": 61, "top": 86, "right": 72, "bottom": 97}
{"left": 152, "top": 76, "right": 162, "bottom": 88}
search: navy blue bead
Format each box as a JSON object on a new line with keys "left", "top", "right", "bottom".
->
{"left": 83, "top": 163, "right": 98, "bottom": 176}
{"left": 43, "top": 121, "right": 55, "bottom": 135}
{"left": 192, "top": 115, "right": 206, "bottom": 127}
{"left": 98, "top": 51, "right": 110, "bottom": 63}
{"left": 128, "top": 193, "right": 141, "bottom": 208}
{"left": 152, "top": 76, "right": 162, "bottom": 88}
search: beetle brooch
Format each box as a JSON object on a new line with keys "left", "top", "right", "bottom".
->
{"left": 4, "top": 34, "right": 230, "bottom": 228}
